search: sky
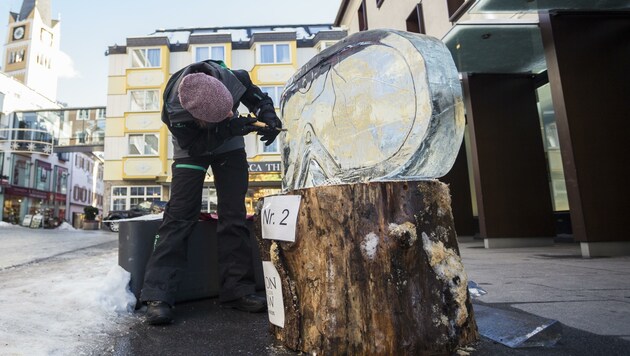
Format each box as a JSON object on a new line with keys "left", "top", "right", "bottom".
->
{"left": 0, "top": 0, "right": 342, "bottom": 107}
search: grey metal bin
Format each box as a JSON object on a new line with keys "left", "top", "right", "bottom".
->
{"left": 118, "top": 218, "right": 264, "bottom": 306}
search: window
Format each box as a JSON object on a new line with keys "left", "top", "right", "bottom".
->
{"left": 358, "top": 0, "right": 368, "bottom": 31}
{"left": 36, "top": 53, "right": 50, "bottom": 67}
{"left": 130, "top": 90, "right": 160, "bottom": 111}
{"left": 406, "top": 3, "right": 426, "bottom": 34}
{"left": 12, "top": 157, "right": 31, "bottom": 187}
{"left": 201, "top": 187, "right": 218, "bottom": 213}
{"left": 0, "top": 152, "right": 5, "bottom": 183}
{"left": 319, "top": 41, "right": 337, "bottom": 52}
{"left": 8, "top": 49, "right": 25, "bottom": 64}
{"left": 54, "top": 167, "right": 68, "bottom": 194}
{"left": 78, "top": 109, "right": 90, "bottom": 120}
{"left": 259, "top": 86, "right": 284, "bottom": 108}
{"left": 40, "top": 28, "right": 53, "bottom": 46}
{"left": 35, "top": 161, "right": 52, "bottom": 191}
{"left": 260, "top": 137, "right": 279, "bottom": 154}
{"left": 96, "top": 108, "right": 106, "bottom": 119}
{"left": 258, "top": 44, "right": 291, "bottom": 64}
{"left": 111, "top": 187, "right": 128, "bottom": 210}
{"left": 447, "top": 0, "right": 466, "bottom": 18}
{"left": 111, "top": 185, "right": 163, "bottom": 211}
{"left": 131, "top": 48, "right": 161, "bottom": 68}
{"left": 128, "top": 133, "right": 159, "bottom": 155}
{"left": 195, "top": 45, "right": 225, "bottom": 62}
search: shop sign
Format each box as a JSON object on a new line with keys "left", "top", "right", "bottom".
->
{"left": 54, "top": 193, "right": 66, "bottom": 201}
{"left": 5, "top": 186, "right": 29, "bottom": 196}
{"left": 36, "top": 160, "right": 52, "bottom": 169}
{"left": 248, "top": 161, "right": 281, "bottom": 173}
{"left": 5, "top": 186, "right": 51, "bottom": 200}
{"left": 29, "top": 189, "right": 48, "bottom": 200}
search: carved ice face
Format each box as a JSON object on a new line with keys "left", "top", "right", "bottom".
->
{"left": 280, "top": 29, "right": 464, "bottom": 191}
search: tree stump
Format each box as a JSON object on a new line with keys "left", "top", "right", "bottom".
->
{"left": 254, "top": 180, "right": 478, "bottom": 355}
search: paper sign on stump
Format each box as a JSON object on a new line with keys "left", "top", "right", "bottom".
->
{"left": 261, "top": 195, "right": 301, "bottom": 242}
{"left": 262, "top": 261, "right": 285, "bottom": 327}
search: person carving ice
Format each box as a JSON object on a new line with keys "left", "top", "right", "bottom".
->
{"left": 140, "top": 59, "right": 282, "bottom": 325}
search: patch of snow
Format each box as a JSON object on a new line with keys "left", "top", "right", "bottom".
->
{"left": 361, "top": 232, "right": 379, "bottom": 259}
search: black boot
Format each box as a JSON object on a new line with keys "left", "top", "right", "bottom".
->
{"left": 145, "top": 301, "right": 174, "bottom": 325}
{"left": 221, "top": 294, "right": 267, "bottom": 313}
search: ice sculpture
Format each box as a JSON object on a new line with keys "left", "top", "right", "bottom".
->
{"left": 280, "top": 29, "right": 464, "bottom": 191}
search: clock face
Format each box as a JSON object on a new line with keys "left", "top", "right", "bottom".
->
{"left": 13, "top": 26, "right": 25, "bottom": 40}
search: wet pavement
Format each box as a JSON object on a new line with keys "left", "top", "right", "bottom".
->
{"left": 95, "top": 237, "right": 630, "bottom": 355}
{"left": 92, "top": 297, "right": 630, "bottom": 356}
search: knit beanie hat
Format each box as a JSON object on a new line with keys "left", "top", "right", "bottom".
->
{"left": 178, "top": 73, "right": 233, "bottom": 123}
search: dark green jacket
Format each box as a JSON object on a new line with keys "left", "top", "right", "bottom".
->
{"left": 162, "top": 60, "right": 272, "bottom": 159}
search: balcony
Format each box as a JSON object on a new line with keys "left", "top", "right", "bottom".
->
{"left": 1, "top": 109, "right": 106, "bottom": 155}
{"left": 0, "top": 128, "right": 54, "bottom": 155}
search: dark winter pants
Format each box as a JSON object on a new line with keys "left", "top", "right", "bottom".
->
{"left": 140, "top": 148, "right": 256, "bottom": 306}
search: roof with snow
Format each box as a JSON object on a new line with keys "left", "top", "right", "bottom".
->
{"left": 107, "top": 24, "right": 346, "bottom": 54}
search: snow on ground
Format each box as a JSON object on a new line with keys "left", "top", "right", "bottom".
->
{"left": 0, "top": 223, "right": 115, "bottom": 269}
{"left": 0, "top": 224, "right": 137, "bottom": 355}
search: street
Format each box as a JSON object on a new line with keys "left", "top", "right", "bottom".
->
{"left": 2, "top": 224, "right": 630, "bottom": 355}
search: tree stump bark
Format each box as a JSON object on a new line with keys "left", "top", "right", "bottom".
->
{"left": 254, "top": 180, "right": 478, "bottom": 355}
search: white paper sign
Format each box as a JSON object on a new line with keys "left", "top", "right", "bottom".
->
{"left": 262, "top": 261, "right": 285, "bottom": 327}
{"left": 261, "top": 195, "right": 301, "bottom": 242}
{"left": 22, "top": 214, "right": 33, "bottom": 227}
{"left": 30, "top": 214, "right": 43, "bottom": 229}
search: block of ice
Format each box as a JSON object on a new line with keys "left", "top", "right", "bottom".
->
{"left": 280, "top": 29, "right": 464, "bottom": 191}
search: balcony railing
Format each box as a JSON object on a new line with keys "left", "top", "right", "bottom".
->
{"left": 0, "top": 128, "right": 54, "bottom": 155}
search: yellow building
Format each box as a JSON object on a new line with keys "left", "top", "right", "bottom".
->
{"left": 103, "top": 25, "right": 346, "bottom": 215}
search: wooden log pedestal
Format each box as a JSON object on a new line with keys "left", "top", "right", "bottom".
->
{"left": 254, "top": 180, "right": 479, "bottom": 355}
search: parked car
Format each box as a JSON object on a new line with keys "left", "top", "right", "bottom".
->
{"left": 103, "top": 200, "right": 167, "bottom": 232}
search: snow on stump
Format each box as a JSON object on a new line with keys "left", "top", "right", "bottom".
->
{"left": 254, "top": 180, "right": 479, "bottom": 355}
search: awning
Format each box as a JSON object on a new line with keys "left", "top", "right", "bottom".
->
{"left": 442, "top": 23, "right": 546, "bottom": 74}
{"left": 468, "top": 0, "right": 630, "bottom": 13}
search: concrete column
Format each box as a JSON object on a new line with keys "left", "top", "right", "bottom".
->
{"left": 540, "top": 11, "right": 630, "bottom": 257}
{"left": 463, "top": 73, "right": 555, "bottom": 248}
{"left": 441, "top": 136, "right": 476, "bottom": 236}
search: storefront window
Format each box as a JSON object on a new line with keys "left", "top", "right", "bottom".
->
{"left": 245, "top": 188, "right": 281, "bottom": 215}
{"left": 112, "top": 187, "right": 127, "bottom": 210}
{"left": 111, "top": 185, "right": 162, "bottom": 210}
{"left": 2, "top": 199, "right": 21, "bottom": 224}
{"left": 12, "top": 156, "right": 31, "bottom": 187}
{"left": 201, "top": 188, "right": 218, "bottom": 213}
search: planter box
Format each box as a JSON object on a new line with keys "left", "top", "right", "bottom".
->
{"left": 118, "top": 219, "right": 264, "bottom": 306}
{"left": 82, "top": 221, "right": 100, "bottom": 230}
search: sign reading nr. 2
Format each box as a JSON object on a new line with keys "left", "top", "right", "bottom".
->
{"left": 261, "top": 195, "right": 301, "bottom": 243}
{"left": 261, "top": 195, "right": 301, "bottom": 328}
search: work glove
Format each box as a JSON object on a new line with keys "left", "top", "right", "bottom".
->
{"left": 256, "top": 105, "right": 283, "bottom": 146}
{"left": 216, "top": 115, "right": 258, "bottom": 138}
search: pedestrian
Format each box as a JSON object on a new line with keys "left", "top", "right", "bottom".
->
{"left": 140, "top": 59, "right": 282, "bottom": 325}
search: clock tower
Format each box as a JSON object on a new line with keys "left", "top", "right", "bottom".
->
{"left": 4, "top": 0, "right": 60, "bottom": 101}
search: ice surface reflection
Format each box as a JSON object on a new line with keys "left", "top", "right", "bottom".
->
{"left": 280, "top": 29, "right": 464, "bottom": 191}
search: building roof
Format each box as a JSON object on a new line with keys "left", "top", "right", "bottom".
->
{"left": 18, "top": 0, "right": 52, "bottom": 26}
{"left": 151, "top": 24, "right": 341, "bottom": 42}
{"left": 108, "top": 24, "right": 346, "bottom": 54}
